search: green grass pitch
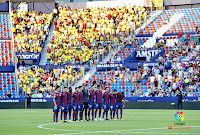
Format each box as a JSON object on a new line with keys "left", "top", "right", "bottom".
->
{"left": 0, "top": 109, "right": 200, "bottom": 135}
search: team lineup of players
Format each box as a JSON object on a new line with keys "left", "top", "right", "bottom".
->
{"left": 53, "top": 84, "right": 125, "bottom": 123}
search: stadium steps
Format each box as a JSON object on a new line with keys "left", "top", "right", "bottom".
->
{"left": 39, "top": 19, "right": 55, "bottom": 65}
{"left": 134, "top": 11, "right": 162, "bottom": 36}
{"left": 141, "top": 13, "right": 184, "bottom": 48}
{"left": 137, "top": 8, "right": 200, "bottom": 37}
{"left": 73, "top": 43, "right": 120, "bottom": 89}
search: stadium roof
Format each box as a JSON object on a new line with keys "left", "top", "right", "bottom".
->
{"left": 0, "top": 0, "right": 55, "bottom": 2}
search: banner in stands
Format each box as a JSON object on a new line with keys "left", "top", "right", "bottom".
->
{"left": 0, "top": 99, "right": 20, "bottom": 103}
{"left": 181, "top": 59, "right": 200, "bottom": 66}
{"left": 126, "top": 97, "right": 199, "bottom": 102}
{"left": 124, "top": 49, "right": 165, "bottom": 61}
{"left": 96, "top": 63, "right": 123, "bottom": 71}
{"left": 16, "top": 53, "right": 41, "bottom": 60}
{"left": 0, "top": 98, "right": 53, "bottom": 103}
{"left": 40, "top": 63, "right": 90, "bottom": 71}
{"left": 136, "top": 50, "right": 162, "bottom": 58}
{"left": 16, "top": 53, "right": 41, "bottom": 65}
{"left": 0, "top": 66, "right": 15, "bottom": 72}
{"left": 0, "top": 97, "right": 198, "bottom": 102}
{"left": 96, "top": 62, "right": 171, "bottom": 71}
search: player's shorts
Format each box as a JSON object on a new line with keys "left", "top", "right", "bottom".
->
{"left": 88, "top": 102, "right": 95, "bottom": 110}
{"left": 68, "top": 104, "right": 72, "bottom": 111}
{"left": 116, "top": 103, "right": 123, "bottom": 110}
{"left": 73, "top": 105, "right": 78, "bottom": 112}
{"left": 78, "top": 104, "right": 84, "bottom": 111}
{"left": 61, "top": 106, "right": 68, "bottom": 112}
{"left": 53, "top": 105, "right": 59, "bottom": 112}
{"left": 110, "top": 105, "right": 116, "bottom": 111}
{"left": 83, "top": 102, "right": 88, "bottom": 110}
{"left": 95, "top": 103, "right": 102, "bottom": 109}
{"left": 103, "top": 104, "right": 109, "bottom": 111}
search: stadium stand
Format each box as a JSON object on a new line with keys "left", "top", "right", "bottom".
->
{"left": 0, "top": 13, "right": 16, "bottom": 98}
{"left": 83, "top": 35, "right": 200, "bottom": 97}
{"left": 0, "top": 42, "right": 16, "bottom": 99}
{"left": 46, "top": 5, "right": 148, "bottom": 65}
{"left": 0, "top": 73, "right": 16, "bottom": 98}
{"left": 0, "top": 14, "right": 11, "bottom": 40}
{"left": 137, "top": 8, "right": 200, "bottom": 37}
{"left": 112, "top": 38, "right": 149, "bottom": 62}
{"left": 1, "top": 4, "right": 197, "bottom": 99}
{"left": 12, "top": 10, "right": 53, "bottom": 53}
{"left": 17, "top": 65, "right": 84, "bottom": 98}
{"left": 0, "top": 41, "right": 13, "bottom": 66}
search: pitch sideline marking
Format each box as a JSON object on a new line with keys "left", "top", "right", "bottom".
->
{"left": 38, "top": 123, "right": 200, "bottom": 135}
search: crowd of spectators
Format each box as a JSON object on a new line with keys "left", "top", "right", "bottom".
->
{"left": 12, "top": 10, "right": 53, "bottom": 53}
{"left": 46, "top": 5, "right": 148, "bottom": 65}
{"left": 104, "top": 34, "right": 200, "bottom": 97}
{"left": 13, "top": 6, "right": 200, "bottom": 98}
{"left": 17, "top": 65, "right": 84, "bottom": 98}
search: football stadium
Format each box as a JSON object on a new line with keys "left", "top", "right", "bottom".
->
{"left": 0, "top": 0, "right": 200, "bottom": 134}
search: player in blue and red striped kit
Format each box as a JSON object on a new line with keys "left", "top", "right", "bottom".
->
{"left": 53, "top": 87, "right": 60, "bottom": 123}
{"left": 60, "top": 87, "right": 68, "bottom": 123}
{"left": 72, "top": 87, "right": 79, "bottom": 121}
{"left": 109, "top": 89, "right": 117, "bottom": 120}
{"left": 88, "top": 85, "right": 95, "bottom": 121}
{"left": 78, "top": 86, "right": 84, "bottom": 121}
{"left": 94, "top": 85, "right": 103, "bottom": 121}
{"left": 116, "top": 92, "right": 125, "bottom": 120}
{"left": 102, "top": 87, "right": 110, "bottom": 120}
{"left": 68, "top": 87, "right": 73, "bottom": 122}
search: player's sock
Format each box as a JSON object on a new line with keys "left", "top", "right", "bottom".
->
{"left": 75, "top": 112, "right": 78, "bottom": 121}
{"left": 120, "top": 109, "right": 123, "bottom": 118}
{"left": 74, "top": 112, "right": 76, "bottom": 121}
{"left": 56, "top": 112, "right": 58, "bottom": 122}
{"left": 102, "top": 110, "right": 105, "bottom": 119}
{"left": 116, "top": 110, "right": 119, "bottom": 119}
{"left": 92, "top": 110, "right": 94, "bottom": 119}
{"left": 64, "top": 112, "right": 67, "bottom": 121}
{"left": 80, "top": 111, "right": 82, "bottom": 120}
{"left": 60, "top": 112, "right": 63, "bottom": 121}
{"left": 95, "top": 109, "right": 98, "bottom": 118}
{"left": 77, "top": 112, "right": 79, "bottom": 121}
{"left": 113, "top": 111, "right": 115, "bottom": 119}
{"left": 88, "top": 110, "right": 90, "bottom": 119}
{"left": 69, "top": 111, "right": 71, "bottom": 120}
{"left": 110, "top": 111, "right": 112, "bottom": 119}
{"left": 81, "top": 111, "right": 83, "bottom": 120}
{"left": 73, "top": 112, "right": 75, "bottom": 121}
{"left": 99, "top": 109, "right": 101, "bottom": 119}
{"left": 53, "top": 113, "right": 56, "bottom": 122}
{"left": 85, "top": 110, "right": 87, "bottom": 120}
{"left": 106, "top": 111, "right": 108, "bottom": 119}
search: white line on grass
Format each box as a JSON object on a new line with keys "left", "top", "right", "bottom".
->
{"left": 93, "top": 132, "right": 200, "bottom": 134}
{"left": 37, "top": 123, "right": 200, "bottom": 135}
{"left": 127, "top": 119, "right": 200, "bottom": 121}
{"left": 38, "top": 123, "right": 84, "bottom": 132}
{"left": 0, "top": 111, "right": 36, "bottom": 113}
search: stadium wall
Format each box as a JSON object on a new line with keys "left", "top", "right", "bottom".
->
{"left": 0, "top": 2, "right": 9, "bottom": 12}
{"left": 28, "top": 2, "right": 55, "bottom": 13}
{"left": 57, "top": 0, "right": 144, "bottom": 9}
{"left": 163, "top": 0, "right": 200, "bottom": 10}
{"left": 164, "top": 0, "right": 200, "bottom": 6}
{"left": 1, "top": 102, "right": 200, "bottom": 110}
{"left": 125, "top": 102, "right": 200, "bottom": 110}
